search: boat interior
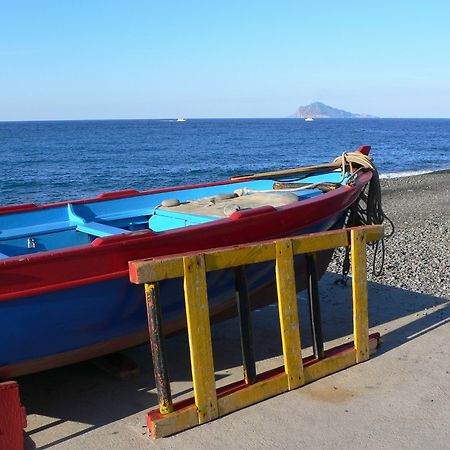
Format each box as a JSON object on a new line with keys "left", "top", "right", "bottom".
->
{"left": 0, "top": 171, "right": 348, "bottom": 258}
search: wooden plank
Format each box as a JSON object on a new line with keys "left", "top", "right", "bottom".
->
{"left": 218, "top": 373, "right": 288, "bottom": 417}
{"left": 130, "top": 242, "right": 275, "bottom": 283}
{"left": 147, "top": 404, "right": 198, "bottom": 439}
{"left": 233, "top": 266, "right": 257, "bottom": 384}
{"left": 129, "top": 225, "right": 384, "bottom": 284}
{"left": 292, "top": 230, "right": 348, "bottom": 255}
{"left": 144, "top": 282, "right": 173, "bottom": 414}
{"left": 231, "top": 162, "right": 340, "bottom": 180}
{"left": 146, "top": 335, "right": 380, "bottom": 438}
{"left": 365, "top": 224, "right": 384, "bottom": 243}
{"left": 129, "top": 257, "right": 184, "bottom": 283}
{"left": 76, "top": 221, "right": 126, "bottom": 237}
{"left": 275, "top": 240, "right": 304, "bottom": 389}
{"left": 351, "top": 228, "right": 369, "bottom": 363}
{"left": 205, "top": 243, "right": 275, "bottom": 272}
{"left": 306, "top": 253, "right": 325, "bottom": 359}
{"left": 183, "top": 255, "right": 219, "bottom": 424}
{"left": 303, "top": 349, "right": 356, "bottom": 384}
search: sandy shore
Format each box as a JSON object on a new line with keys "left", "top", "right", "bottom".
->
{"left": 19, "top": 170, "right": 450, "bottom": 449}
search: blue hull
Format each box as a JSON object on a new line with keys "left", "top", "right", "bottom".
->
{"left": 0, "top": 214, "right": 343, "bottom": 377}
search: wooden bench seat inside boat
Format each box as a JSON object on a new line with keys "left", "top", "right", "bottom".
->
{"left": 0, "top": 220, "right": 126, "bottom": 242}
{"left": 0, "top": 221, "right": 77, "bottom": 240}
{"left": 76, "top": 221, "right": 127, "bottom": 237}
{"left": 93, "top": 208, "right": 154, "bottom": 223}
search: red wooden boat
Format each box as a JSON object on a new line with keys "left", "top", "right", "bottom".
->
{"left": 0, "top": 146, "right": 374, "bottom": 377}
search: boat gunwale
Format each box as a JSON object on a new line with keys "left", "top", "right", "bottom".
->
{"left": 0, "top": 170, "right": 370, "bottom": 264}
{"left": 0, "top": 170, "right": 371, "bottom": 303}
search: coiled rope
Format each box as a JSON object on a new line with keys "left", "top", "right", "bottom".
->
{"left": 336, "top": 153, "right": 394, "bottom": 283}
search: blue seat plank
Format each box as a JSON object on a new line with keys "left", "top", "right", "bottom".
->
{"left": 76, "top": 222, "right": 127, "bottom": 237}
{"left": 0, "top": 221, "right": 76, "bottom": 240}
{"left": 149, "top": 208, "right": 216, "bottom": 232}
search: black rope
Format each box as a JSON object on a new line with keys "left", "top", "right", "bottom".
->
{"left": 336, "top": 167, "right": 394, "bottom": 285}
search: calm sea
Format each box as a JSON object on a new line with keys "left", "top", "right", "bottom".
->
{"left": 1, "top": 118, "right": 449, "bottom": 206}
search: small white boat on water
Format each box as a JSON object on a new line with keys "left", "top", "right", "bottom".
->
{"left": 305, "top": 117, "right": 314, "bottom": 122}
{"left": 176, "top": 118, "right": 186, "bottom": 122}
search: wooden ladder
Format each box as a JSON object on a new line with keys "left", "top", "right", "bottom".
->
{"left": 129, "top": 224, "right": 384, "bottom": 438}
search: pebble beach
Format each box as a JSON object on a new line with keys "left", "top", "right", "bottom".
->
{"left": 331, "top": 170, "right": 450, "bottom": 300}
{"left": 378, "top": 171, "right": 449, "bottom": 298}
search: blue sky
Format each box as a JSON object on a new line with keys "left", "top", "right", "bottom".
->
{"left": 1, "top": 1, "right": 449, "bottom": 120}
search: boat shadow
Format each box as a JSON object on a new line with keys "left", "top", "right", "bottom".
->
{"left": 21, "top": 271, "right": 449, "bottom": 448}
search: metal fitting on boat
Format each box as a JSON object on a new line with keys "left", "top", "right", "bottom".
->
{"left": 27, "top": 237, "right": 36, "bottom": 249}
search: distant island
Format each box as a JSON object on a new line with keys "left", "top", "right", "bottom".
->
{"left": 291, "top": 102, "right": 377, "bottom": 119}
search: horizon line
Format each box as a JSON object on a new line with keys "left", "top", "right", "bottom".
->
{"left": 1, "top": 116, "right": 450, "bottom": 124}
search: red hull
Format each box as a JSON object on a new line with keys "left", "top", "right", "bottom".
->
{"left": 0, "top": 171, "right": 371, "bottom": 303}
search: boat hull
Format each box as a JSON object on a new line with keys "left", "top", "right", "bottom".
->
{"left": 0, "top": 169, "right": 372, "bottom": 378}
{"left": 0, "top": 213, "right": 340, "bottom": 379}
{"left": 0, "top": 245, "right": 334, "bottom": 379}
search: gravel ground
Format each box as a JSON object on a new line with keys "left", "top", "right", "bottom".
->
{"left": 329, "top": 170, "right": 450, "bottom": 299}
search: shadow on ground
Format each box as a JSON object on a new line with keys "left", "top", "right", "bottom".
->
{"left": 20, "top": 272, "right": 449, "bottom": 449}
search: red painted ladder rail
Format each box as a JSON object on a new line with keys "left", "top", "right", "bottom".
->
{"left": 129, "top": 224, "right": 384, "bottom": 438}
{"left": 0, "top": 381, "right": 27, "bottom": 450}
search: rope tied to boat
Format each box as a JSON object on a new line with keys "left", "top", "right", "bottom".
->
{"left": 333, "top": 151, "right": 376, "bottom": 174}
{"left": 232, "top": 150, "right": 393, "bottom": 281}
{"left": 336, "top": 154, "right": 394, "bottom": 285}
{"left": 234, "top": 151, "right": 376, "bottom": 196}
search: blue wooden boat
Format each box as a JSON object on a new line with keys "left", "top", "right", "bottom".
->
{"left": 0, "top": 146, "right": 374, "bottom": 377}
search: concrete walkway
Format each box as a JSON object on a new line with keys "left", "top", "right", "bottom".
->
{"left": 21, "top": 272, "right": 450, "bottom": 449}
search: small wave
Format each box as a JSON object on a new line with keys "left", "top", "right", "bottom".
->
{"left": 380, "top": 167, "right": 450, "bottom": 179}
